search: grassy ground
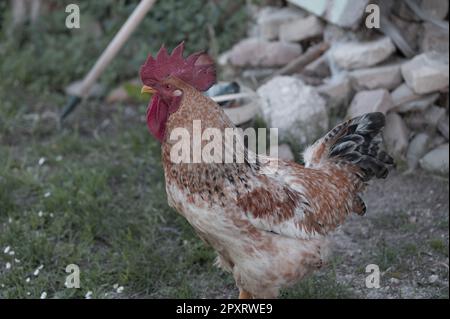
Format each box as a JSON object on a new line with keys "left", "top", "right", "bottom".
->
{"left": 0, "top": 0, "right": 249, "bottom": 298}
{"left": 1, "top": 98, "right": 448, "bottom": 299}
{"left": 0, "top": 98, "right": 356, "bottom": 299}
{"left": 0, "top": 100, "right": 236, "bottom": 299}
{"left": 0, "top": 95, "right": 356, "bottom": 298}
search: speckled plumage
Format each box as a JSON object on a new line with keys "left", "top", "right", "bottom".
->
{"left": 140, "top": 44, "right": 393, "bottom": 298}
{"left": 156, "top": 77, "right": 392, "bottom": 298}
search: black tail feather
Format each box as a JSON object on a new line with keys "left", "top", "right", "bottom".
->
{"left": 328, "top": 112, "right": 394, "bottom": 182}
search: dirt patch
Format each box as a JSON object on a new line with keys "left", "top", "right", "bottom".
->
{"left": 330, "top": 169, "right": 449, "bottom": 298}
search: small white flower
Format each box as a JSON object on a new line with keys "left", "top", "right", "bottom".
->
{"left": 33, "top": 269, "right": 40, "bottom": 276}
{"left": 113, "top": 283, "right": 119, "bottom": 289}
{"left": 56, "top": 155, "right": 63, "bottom": 161}
{"left": 26, "top": 277, "right": 31, "bottom": 283}
{"left": 49, "top": 213, "right": 54, "bottom": 218}
{"left": 38, "top": 157, "right": 46, "bottom": 166}
{"left": 5, "top": 262, "right": 11, "bottom": 269}
{"left": 40, "top": 292, "right": 47, "bottom": 299}
{"left": 15, "top": 258, "right": 21, "bottom": 263}
{"left": 429, "top": 274, "right": 439, "bottom": 283}
{"left": 4, "top": 246, "right": 10, "bottom": 254}
{"left": 8, "top": 250, "right": 15, "bottom": 256}
{"left": 8, "top": 217, "right": 12, "bottom": 223}
{"left": 38, "top": 211, "right": 44, "bottom": 217}
{"left": 116, "top": 286, "right": 124, "bottom": 293}
{"left": 85, "top": 291, "right": 93, "bottom": 299}
{"left": 38, "top": 264, "right": 44, "bottom": 270}
{"left": 44, "top": 192, "right": 51, "bottom": 198}
{"left": 27, "top": 292, "right": 31, "bottom": 296}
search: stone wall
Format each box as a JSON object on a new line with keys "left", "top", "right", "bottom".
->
{"left": 220, "top": 0, "right": 449, "bottom": 176}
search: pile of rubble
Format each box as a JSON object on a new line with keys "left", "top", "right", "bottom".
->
{"left": 220, "top": 0, "right": 449, "bottom": 176}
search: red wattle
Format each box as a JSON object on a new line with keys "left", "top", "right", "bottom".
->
{"left": 146, "top": 94, "right": 169, "bottom": 142}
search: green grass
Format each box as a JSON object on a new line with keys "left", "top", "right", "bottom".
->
{"left": 0, "top": 98, "right": 347, "bottom": 298}
{"left": 282, "top": 258, "right": 354, "bottom": 299}
{"left": 429, "top": 239, "right": 449, "bottom": 257}
{"left": 0, "top": 0, "right": 251, "bottom": 298}
{"left": 0, "top": 81, "right": 359, "bottom": 300}
{"left": 0, "top": 101, "right": 233, "bottom": 299}
{"left": 0, "top": 1, "right": 357, "bottom": 299}
{"left": 7, "top": 1, "right": 445, "bottom": 300}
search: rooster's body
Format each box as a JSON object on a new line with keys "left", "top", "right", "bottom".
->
{"left": 140, "top": 44, "right": 393, "bottom": 298}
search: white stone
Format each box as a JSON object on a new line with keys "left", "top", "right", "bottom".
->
{"left": 347, "top": 89, "right": 394, "bottom": 119}
{"left": 407, "top": 133, "right": 431, "bottom": 170}
{"left": 217, "top": 50, "right": 231, "bottom": 66}
{"left": 391, "top": 83, "right": 422, "bottom": 107}
{"left": 401, "top": 51, "right": 449, "bottom": 94}
{"left": 349, "top": 63, "right": 403, "bottom": 91}
{"left": 403, "top": 106, "right": 446, "bottom": 132}
{"left": 256, "top": 7, "right": 305, "bottom": 40}
{"left": 428, "top": 274, "right": 439, "bottom": 284}
{"left": 424, "top": 105, "right": 447, "bottom": 128}
{"left": 257, "top": 76, "right": 328, "bottom": 146}
{"left": 420, "top": 143, "right": 449, "bottom": 175}
{"left": 287, "top": 0, "right": 369, "bottom": 28}
{"left": 287, "top": 0, "right": 328, "bottom": 17}
{"left": 331, "top": 37, "right": 396, "bottom": 70}
{"left": 279, "top": 15, "right": 324, "bottom": 42}
{"left": 393, "top": 93, "right": 440, "bottom": 113}
{"left": 389, "top": 278, "right": 400, "bottom": 285}
{"left": 229, "top": 38, "right": 302, "bottom": 67}
{"left": 242, "top": 68, "right": 276, "bottom": 80}
{"left": 317, "top": 74, "right": 352, "bottom": 111}
{"left": 438, "top": 115, "right": 449, "bottom": 140}
{"left": 383, "top": 112, "right": 410, "bottom": 160}
{"left": 325, "top": 0, "right": 369, "bottom": 28}
{"left": 323, "top": 24, "right": 353, "bottom": 44}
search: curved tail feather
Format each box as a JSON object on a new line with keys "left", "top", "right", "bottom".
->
{"left": 303, "top": 112, "right": 394, "bottom": 182}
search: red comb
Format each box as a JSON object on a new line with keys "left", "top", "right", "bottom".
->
{"left": 140, "top": 42, "right": 216, "bottom": 92}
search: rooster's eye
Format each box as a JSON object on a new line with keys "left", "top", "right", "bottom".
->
{"left": 165, "top": 84, "right": 171, "bottom": 90}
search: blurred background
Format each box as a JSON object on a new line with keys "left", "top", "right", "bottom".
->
{"left": 0, "top": 0, "right": 448, "bottom": 299}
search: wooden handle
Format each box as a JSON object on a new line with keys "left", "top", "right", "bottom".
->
{"left": 78, "top": 0, "right": 157, "bottom": 97}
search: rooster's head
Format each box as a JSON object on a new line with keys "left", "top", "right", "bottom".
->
{"left": 140, "top": 42, "right": 216, "bottom": 142}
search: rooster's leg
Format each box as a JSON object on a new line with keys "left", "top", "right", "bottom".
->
{"left": 238, "top": 289, "right": 253, "bottom": 299}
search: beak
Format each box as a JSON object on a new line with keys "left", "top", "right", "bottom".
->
{"left": 141, "top": 85, "right": 156, "bottom": 95}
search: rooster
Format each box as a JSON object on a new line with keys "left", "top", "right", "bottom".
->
{"left": 140, "top": 43, "right": 393, "bottom": 299}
